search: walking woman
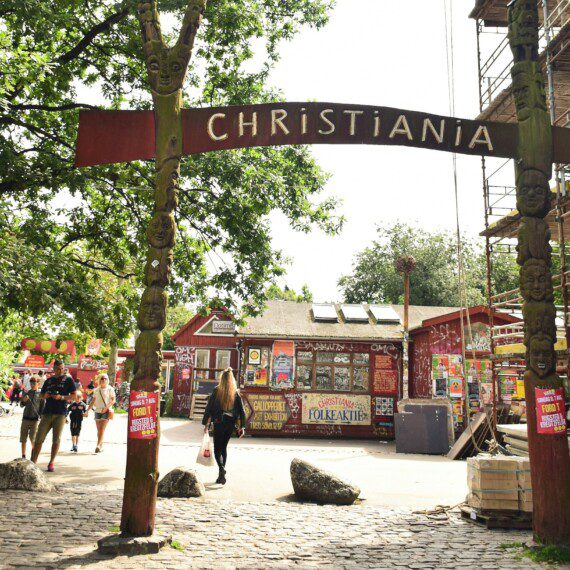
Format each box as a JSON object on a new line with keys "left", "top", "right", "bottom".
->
{"left": 85, "top": 374, "right": 115, "bottom": 453}
{"left": 202, "top": 368, "right": 245, "bottom": 485}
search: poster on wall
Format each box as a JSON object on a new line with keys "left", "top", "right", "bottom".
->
{"left": 302, "top": 394, "right": 371, "bottom": 425}
{"left": 535, "top": 388, "right": 566, "bottom": 434}
{"left": 499, "top": 369, "right": 517, "bottom": 404}
{"left": 244, "top": 346, "right": 270, "bottom": 387}
{"left": 173, "top": 345, "right": 195, "bottom": 415}
{"left": 375, "top": 396, "right": 394, "bottom": 417}
{"left": 246, "top": 393, "right": 290, "bottom": 431}
{"left": 373, "top": 354, "right": 398, "bottom": 394}
{"left": 431, "top": 355, "right": 449, "bottom": 397}
{"left": 465, "top": 322, "right": 491, "bottom": 352}
{"left": 270, "top": 340, "right": 294, "bottom": 389}
{"left": 128, "top": 391, "right": 158, "bottom": 439}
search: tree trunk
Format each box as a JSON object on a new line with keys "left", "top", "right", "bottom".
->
{"left": 509, "top": 0, "right": 570, "bottom": 546}
{"left": 107, "top": 342, "right": 118, "bottom": 385}
{"left": 120, "top": 0, "right": 205, "bottom": 537}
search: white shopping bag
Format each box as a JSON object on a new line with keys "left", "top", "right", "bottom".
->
{"left": 196, "top": 432, "right": 215, "bottom": 467}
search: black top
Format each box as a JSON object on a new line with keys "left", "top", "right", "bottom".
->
{"left": 20, "top": 390, "right": 44, "bottom": 420}
{"left": 41, "top": 375, "right": 76, "bottom": 415}
{"left": 67, "top": 401, "right": 87, "bottom": 422}
{"left": 202, "top": 387, "right": 246, "bottom": 428}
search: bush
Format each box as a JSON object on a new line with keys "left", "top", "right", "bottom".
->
{"left": 163, "top": 390, "right": 173, "bottom": 417}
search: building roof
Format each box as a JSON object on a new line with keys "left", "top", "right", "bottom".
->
{"left": 237, "top": 300, "right": 458, "bottom": 342}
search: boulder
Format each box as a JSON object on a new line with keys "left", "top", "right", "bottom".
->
{"left": 290, "top": 458, "right": 360, "bottom": 505}
{"left": 0, "top": 458, "right": 54, "bottom": 492}
{"left": 157, "top": 467, "right": 205, "bottom": 498}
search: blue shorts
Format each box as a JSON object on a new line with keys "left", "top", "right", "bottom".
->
{"left": 95, "top": 412, "right": 108, "bottom": 420}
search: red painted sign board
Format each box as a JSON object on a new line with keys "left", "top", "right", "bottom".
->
{"left": 24, "top": 355, "right": 45, "bottom": 368}
{"left": 128, "top": 390, "right": 158, "bottom": 440}
{"left": 535, "top": 388, "right": 567, "bottom": 435}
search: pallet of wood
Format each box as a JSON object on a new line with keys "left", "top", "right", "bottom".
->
{"left": 466, "top": 454, "right": 532, "bottom": 513}
{"left": 497, "top": 424, "right": 529, "bottom": 457}
{"left": 459, "top": 505, "right": 532, "bottom": 530}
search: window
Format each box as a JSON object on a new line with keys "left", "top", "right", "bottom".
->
{"left": 195, "top": 349, "right": 210, "bottom": 380}
{"left": 216, "top": 350, "right": 231, "bottom": 371}
{"left": 295, "top": 350, "right": 370, "bottom": 392}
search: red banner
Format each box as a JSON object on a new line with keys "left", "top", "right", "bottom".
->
{"left": 21, "top": 338, "right": 76, "bottom": 357}
{"left": 535, "top": 388, "right": 567, "bottom": 435}
{"left": 128, "top": 391, "right": 158, "bottom": 440}
{"left": 24, "top": 355, "right": 45, "bottom": 368}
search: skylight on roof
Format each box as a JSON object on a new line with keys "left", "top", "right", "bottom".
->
{"left": 370, "top": 306, "right": 401, "bottom": 323}
{"left": 341, "top": 304, "right": 369, "bottom": 322}
{"left": 312, "top": 303, "right": 338, "bottom": 322}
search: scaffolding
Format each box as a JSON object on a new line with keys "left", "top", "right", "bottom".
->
{"left": 472, "top": 0, "right": 570, "bottom": 423}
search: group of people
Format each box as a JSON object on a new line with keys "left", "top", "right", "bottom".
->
{"left": 17, "top": 361, "right": 116, "bottom": 472}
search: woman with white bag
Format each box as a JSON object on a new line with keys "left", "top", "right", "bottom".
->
{"left": 202, "top": 368, "right": 245, "bottom": 484}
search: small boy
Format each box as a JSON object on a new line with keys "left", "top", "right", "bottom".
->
{"left": 20, "top": 376, "right": 44, "bottom": 458}
{"left": 67, "top": 391, "right": 87, "bottom": 452}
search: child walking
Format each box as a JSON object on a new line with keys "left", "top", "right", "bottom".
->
{"left": 19, "top": 376, "right": 44, "bottom": 458}
{"left": 66, "top": 391, "right": 87, "bottom": 452}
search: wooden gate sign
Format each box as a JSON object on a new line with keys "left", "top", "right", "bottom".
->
{"left": 75, "top": 102, "right": 570, "bottom": 167}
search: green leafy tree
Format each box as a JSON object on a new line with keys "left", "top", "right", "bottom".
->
{"left": 266, "top": 283, "right": 313, "bottom": 303}
{"left": 162, "top": 304, "right": 193, "bottom": 349}
{"left": 0, "top": 0, "right": 341, "bottom": 333}
{"left": 338, "top": 223, "right": 519, "bottom": 307}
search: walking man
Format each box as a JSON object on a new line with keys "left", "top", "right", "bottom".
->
{"left": 31, "top": 360, "right": 77, "bottom": 472}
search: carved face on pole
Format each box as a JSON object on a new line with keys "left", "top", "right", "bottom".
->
{"left": 529, "top": 333, "right": 556, "bottom": 377}
{"left": 512, "top": 63, "right": 547, "bottom": 121}
{"left": 523, "top": 302, "right": 557, "bottom": 344}
{"left": 508, "top": 1, "right": 539, "bottom": 60}
{"left": 517, "top": 169, "right": 551, "bottom": 217}
{"left": 146, "top": 212, "right": 175, "bottom": 249}
{"left": 516, "top": 216, "right": 552, "bottom": 265}
{"left": 146, "top": 44, "right": 191, "bottom": 95}
{"left": 145, "top": 248, "right": 173, "bottom": 287}
{"left": 520, "top": 259, "right": 553, "bottom": 302}
{"left": 138, "top": 286, "right": 167, "bottom": 330}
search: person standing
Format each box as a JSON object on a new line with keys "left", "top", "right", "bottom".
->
{"left": 37, "top": 370, "right": 45, "bottom": 389}
{"left": 31, "top": 360, "right": 76, "bottom": 472}
{"left": 9, "top": 376, "right": 22, "bottom": 406}
{"left": 19, "top": 376, "right": 44, "bottom": 458}
{"left": 22, "top": 370, "right": 31, "bottom": 393}
{"left": 66, "top": 391, "right": 87, "bottom": 452}
{"left": 202, "top": 368, "right": 246, "bottom": 485}
{"left": 85, "top": 374, "right": 115, "bottom": 453}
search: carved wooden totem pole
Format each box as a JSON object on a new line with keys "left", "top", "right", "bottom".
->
{"left": 120, "top": 0, "right": 206, "bottom": 537}
{"left": 509, "top": 0, "right": 570, "bottom": 545}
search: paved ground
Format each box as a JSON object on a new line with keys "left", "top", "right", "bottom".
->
{"left": 0, "top": 407, "right": 467, "bottom": 508}
{"left": 0, "top": 487, "right": 540, "bottom": 569}
{"left": 0, "top": 406, "right": 544, "bottom": 568}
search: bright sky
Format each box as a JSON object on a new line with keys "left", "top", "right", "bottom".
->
{"left": 266, "top": 0, "right": 509, "bottom": 302}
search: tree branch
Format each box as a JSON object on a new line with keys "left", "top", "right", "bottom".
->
{"left": 0, "top": 116, "right": 74, "bottom": 149}
{"left": 70, "top": 256, "right": 136, "bottom": 279}
{"left": 177, "top": 0, "right": 207, "bottom": 49}
{"left": 9, "top": 102, "right": 100, "bottom": 112}
{"left": 57, "top": 6, "right": 130, "bottom": 64}
{"left": 137, "top": 0, "right": 164, "bottom": 48}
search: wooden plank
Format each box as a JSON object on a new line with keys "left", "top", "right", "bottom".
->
{"left": 504, "top": 435, "right": 529, "bottom": 451}
{"left": 448, "top": 412, "right": 487, "bottom": 460}
{"left": 460, "top": 505, "right": 532, "bottom": 530}
{"left": 497, "top": 424, "right": 528, "bottom": 439}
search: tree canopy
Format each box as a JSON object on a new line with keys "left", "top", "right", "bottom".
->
{"left": 338, "top": 223, "right": 519, "bottom": 307}
{"left": 0, "top": 0, "right": 341, "bottom": 348}
{"left": 266, "top": 283, "right": 313, "bottom": 303}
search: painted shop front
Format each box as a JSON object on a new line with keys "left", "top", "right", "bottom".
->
{"left": 409, "top": 306, "right": 521, "bottom": 430}
{"left": 238, "top": 300, "right": 454, "bottom": 439}
{"left": 171, "top": 308, "right": 239, "bottom": 416}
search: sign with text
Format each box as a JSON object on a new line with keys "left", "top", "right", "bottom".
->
{"left": 373, "top": 354, "right": 398, "bottom": 394}
{"left": 128, "top": 391, "right": 158, "bottom": 440}
{"left": 271, "top": 340, "right": 294, "bottom": 389}
{"left": 246, "top": 393, "right": 290, "bottom": 431}
{"left": 302, "top": 394, "right": 371, "bottom": 425}
{"left": 535, "top": 388, "right": 567, "bottom": 435}
{"left": 24, "top": 355, "right": 45, "bottom": 368}
{"left": 75, "top": 103, "right": 570, "bottom": 167}
{"left": 212, "top": 320, "right": 236, "bottom": 334}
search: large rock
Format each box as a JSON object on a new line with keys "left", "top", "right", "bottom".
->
{"left": 0, "top": 458, "right": 54, "bottom": 492}
{"left": 157, "top": 467, "right": 205, "bottom": 498}
{"left": 290, "top": 458, "right": 360, "bottom": 505}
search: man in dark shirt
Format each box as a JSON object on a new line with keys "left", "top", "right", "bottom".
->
{"left": 31, "top": 360, "right": 77, "bottom": 472}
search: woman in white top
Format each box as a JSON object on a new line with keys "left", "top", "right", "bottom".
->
{"left": 85, "top": 374, "right": 115, "bottom": 453}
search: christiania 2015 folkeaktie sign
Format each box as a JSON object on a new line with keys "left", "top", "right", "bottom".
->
{"left": 75, "top": 102, "right": 570, "bottom": 168}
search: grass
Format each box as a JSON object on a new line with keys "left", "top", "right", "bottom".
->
{"left": 107, "top": 525, "right": 120, "bottom": 533}
{"left": 114, "top": 408, "right": 128, "bottom": 414}
{"left": 499, "top": 542, "right": 570, "bottom": 565}
{"left": 171, "top": 540, "right": 184, "bottom": 551}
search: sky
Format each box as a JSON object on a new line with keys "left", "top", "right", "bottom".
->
{"left": 262, "top": 0, "right": 513, "bottom": 302}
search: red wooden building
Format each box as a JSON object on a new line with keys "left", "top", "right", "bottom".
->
{"left": 171, "top": 308, "right": 239, "bottom": 416}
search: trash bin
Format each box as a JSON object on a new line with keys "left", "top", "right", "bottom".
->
{"left": 160, "top": 398, "right": 166, "bottom": 416}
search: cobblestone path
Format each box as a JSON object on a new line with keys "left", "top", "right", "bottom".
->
{"left": 0, "top": 485, "right": 543, "bottom": 569}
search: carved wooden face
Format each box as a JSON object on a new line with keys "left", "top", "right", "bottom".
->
{"left": 517, "top": 170, "right": 551, "bottom": 217}
{"left": 512, "top": 64, "right": 547, "bottom": 120}
{"left": 508, "top": 2, "right": 539, "bottom": 49}
{"left": 520, "top": 259, "right": 553, "bottom": 302}
{"left": 147, "top": 212, "right": 175, "bottom": 249}
{"left": 138, "top": 286, "right": 167, "bottom": 330}
{"left": 529, "top": 335, "right": 555, "bottom": 377}
{"left": 145, "top": 248, "right": 173, "bottom": 287}
{"left": 523, "top": 302, "right": 556, "bottom": 343}
{"left": 147, "top": 46, "right": 189, "bottom": 95}
{"left": 516, "top": 217, "right": 551, "bottom": 265}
